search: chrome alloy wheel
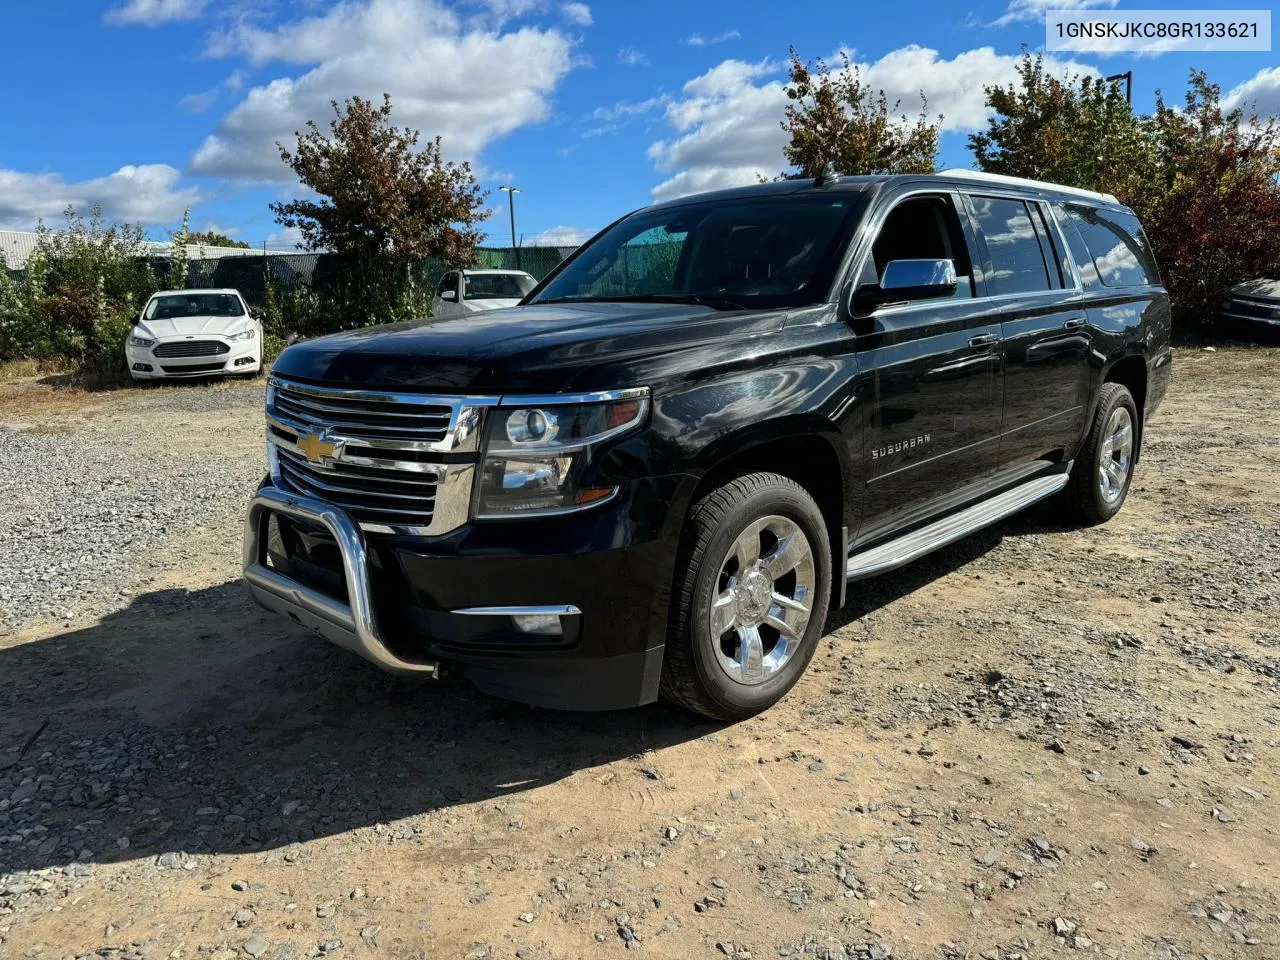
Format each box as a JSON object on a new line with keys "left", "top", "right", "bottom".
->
{"left": 709, "top": 515, "right": 816, "bottom": 685}
{"left": 1098, "top": 406, "right": 1134, "bottom": 504}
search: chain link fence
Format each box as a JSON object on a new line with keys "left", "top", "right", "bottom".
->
{"left": 173, "top": 246, "right": 578, "bottom": 307}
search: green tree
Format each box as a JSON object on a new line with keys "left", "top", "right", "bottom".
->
{"left": 968, "top": 52, "right": 1155, "bottom": 199}
{"left": 781, "top": 49, "right": 940, "bottom": 177}
{"left": 271, "top": 94, "right": 488, "bottom": 273}
{"left": 15, "top": 206, "right": 158, "bottom": 379}
{"left": 185, "top": 230, "right": 250, "bottom": 249}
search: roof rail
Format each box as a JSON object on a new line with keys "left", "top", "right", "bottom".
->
{"left": 939, "top": 169, "right": 1119, "bottom": 205}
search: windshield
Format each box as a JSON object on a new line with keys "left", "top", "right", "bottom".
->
{"left": 530, "top": 193, "right": 865, "bottom": 309}
{"left": 145, "top": 293, "right": 244, "bottom": 320}
{"left": 464, "top": 273, "right": 535, "bottom": 300}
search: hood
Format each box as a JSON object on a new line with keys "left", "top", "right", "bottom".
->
{"left": 271, "top": 301, "right": 788, "bottom": 393}
{"left": 138, "top": 315, "right": 254, "bottom": 338}
{"left": 462, "top": 299, "right": 521, "bottom": 313}
{"left": 1229, "top": 278, "right": 1280, "bottom": 302}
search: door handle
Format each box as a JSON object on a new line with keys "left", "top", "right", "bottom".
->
{"left": 968, "top": 334, "right": 1002, "bottom": 348}
{"left": 1063, "top": 318, "right": 1086, "bottom": 330}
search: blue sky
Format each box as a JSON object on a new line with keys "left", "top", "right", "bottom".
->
{"left": 1, "top": 0, "right": 1277, "bottom": 248}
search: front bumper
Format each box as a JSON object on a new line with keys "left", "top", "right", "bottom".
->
{"left": 1222, "top": 309, "right": 1280, "bottom": 328}
{"left": 126, "top": 336, "right": 261, "bottom": 378}
{"left": 243, "top": 480, "right": 685, "bottom": 710}
{"left": 244, "top": 485, "right": 439, "bottom": 675}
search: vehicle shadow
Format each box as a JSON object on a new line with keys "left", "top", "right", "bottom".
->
{"left": 0, "top": 500, "right": 1068, "bottom": 878}
{"left": 0, "top": 580, "right": 718, "bottom": 878}
{"left": 825, "top": 496, "right": 1073, "bottom": 632}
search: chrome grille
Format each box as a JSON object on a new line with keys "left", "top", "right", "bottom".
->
{"left": 273, "top": 444, "right": 440, "bottom": 528}
{"left": 272, "top": 381, "right": 453, "bottom": 445}
{"left": 153, "top": 340, "right": 230, "bottom": 357}
{"left": 265, "top": 375, "right": 497, "bottom": 535}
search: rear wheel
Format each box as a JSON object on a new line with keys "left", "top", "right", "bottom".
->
{"left": 1063, "top": 382, "right": 1138, "bottom": 525}
{"left": 662, "top": 473, "right": 832, "bottom": 721}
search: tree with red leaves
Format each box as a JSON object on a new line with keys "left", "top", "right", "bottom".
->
{"left": 271, "top": 94, "right": 488, "bottom": 274}
{"left": 971, "top": 56, "right": 1280, "bottom": 335}
{"left": 1129, "top": 72, "right": 1280, "bottom": 334}
{"left": 782, "top": 49, "right": 940, "bottom": 177}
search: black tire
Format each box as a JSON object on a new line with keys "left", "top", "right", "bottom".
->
{"left": 1063, "top": 382, "right": 1139, "bottom": 525}
{"left": 661, "top": 472, "right": 832, "bottom": 721}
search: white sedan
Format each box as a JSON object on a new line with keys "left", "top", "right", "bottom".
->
{"left": 431, "top": 269, "right": 536, "bottom": 318}
{"left": 125, "top": 288, "right": 262, "bottom": 380}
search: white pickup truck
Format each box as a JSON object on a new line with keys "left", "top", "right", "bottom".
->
{"left": 430, "top": 269, "right": 536, "bottom": 318}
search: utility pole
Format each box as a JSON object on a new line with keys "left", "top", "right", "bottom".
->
{"left": 1105, "top": 71, "right": 1133, "bottom": 106}
{"left": 499, "top": 186, "right": 521, "bottom": 270}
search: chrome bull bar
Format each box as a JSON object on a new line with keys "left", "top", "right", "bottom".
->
{"left": 242, "top": 485, "right": 439, "bottom": 676}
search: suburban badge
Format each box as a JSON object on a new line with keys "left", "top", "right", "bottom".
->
{"left": 871, "top": 434, "right": 931, "bottom": 460}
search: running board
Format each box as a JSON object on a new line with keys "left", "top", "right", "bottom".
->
{"left": 846, "top": 467, "right": 1070, "bottom": 582}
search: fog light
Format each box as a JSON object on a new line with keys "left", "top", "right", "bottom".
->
{"left": 234, "top": 356, "right": 255, "bottom": 366}
{"left": 511, "top": 613, "right": 564, "bottom": 636}
{"left": 132, "top": 362, "right": 153, "bottom": 372}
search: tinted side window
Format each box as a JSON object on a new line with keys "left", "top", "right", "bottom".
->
{"left": 1056, "top": 204, "right": 1158, "bottom": 286}
{"left": 970, "top": 196, "right": 1051, "bottom": 295}
{"left": 1030, "top": 203, "right": 1069, "bottom": 288}
{"left": 1054, "top": 212, "right": 1102, "bottom": 289}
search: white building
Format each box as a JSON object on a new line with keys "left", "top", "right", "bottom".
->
{"left": 0, "top": 229, "right": 272, "bottom": 271}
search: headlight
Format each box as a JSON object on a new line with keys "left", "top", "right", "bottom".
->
{"left": 228, "top": 327, "right": 257, "bottom": 342}
{"left": 475, "top": 390, "right": 649, "bottom": 517}
{"left": 127, "top": 333, "right": 155, "bottom": 348}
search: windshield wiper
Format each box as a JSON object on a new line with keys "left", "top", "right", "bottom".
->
{"left": 534, "top": 294, "right": 747, "bottom": 311}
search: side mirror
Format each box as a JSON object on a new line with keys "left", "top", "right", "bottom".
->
{"left": 441, "top": 290, "right": 458, "bottom": 302}
{"left": 854, "top": 259, "right": 957, "bottom": 312}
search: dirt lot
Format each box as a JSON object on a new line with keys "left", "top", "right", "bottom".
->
{"left": 1, "top": 349, "right": 1278, "bottom": 960}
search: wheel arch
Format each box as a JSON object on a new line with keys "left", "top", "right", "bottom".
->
{"left": 1102, "top": 352, "right": 1148, "bottom": 461}
{"left": 685, "top": 422, "right": 850, "bottom": 605}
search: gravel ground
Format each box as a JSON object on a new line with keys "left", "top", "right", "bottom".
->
{"left": 0, "top": 384, "right": 265, "bottom": 631}
{"left": 0, "top": 350, "right": 1278, "bottom": 960}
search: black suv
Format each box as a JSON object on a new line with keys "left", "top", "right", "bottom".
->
{"left": 243, "top": 171, "right": 1171, "bottom": 720}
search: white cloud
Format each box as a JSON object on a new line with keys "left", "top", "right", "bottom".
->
{"left": 192, "top": 0, "right": 576, "bottom": 182}
{"left": 992, "top": 0, "right": 1118, "bottom": 27}
{"left": 589, "top": 94, "right": 669, "bottom": 122}
{"left": 560, "top": 2, "right": 592, "bottom": 25}
{"left": 1223, "top": 66, "right": 1280, "bottom": 117}
{"left": 617, "top": 47, "right": 650, "bottom": 67}
{"left": 647, "top": 46, "right": 1098, "bottom": 201}
{"left": 105, "top": 0, "right": 207, "bottom": 26}
{"left": 469, "top": 0, "right": 543, "bottom": 25}
{"left": 179, "top": 69, "right": 250, "bottom": 113}
{"left": 525, "top": 224, "right": 593, "bottom": 245}
{"left": 265, "top": 225, "right": 306, "bottom": 250}
{"left": 685, "top": 29, "right": 740, "bottom": 47}
{"left": 0, "top": 165, "right": 199, "bottom": 230}
{"left": 178, "top": 88, "right": 218, "bottom": 113}
{"left": 199, "top": 222, "right": 240, "bottom": 237}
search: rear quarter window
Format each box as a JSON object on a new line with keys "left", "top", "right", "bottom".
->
{"left": 1056, "top": 204, "right": 1159, "bottom": 287}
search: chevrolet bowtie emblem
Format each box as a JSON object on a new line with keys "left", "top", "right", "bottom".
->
{"left": 296, "top": 430, "right": 343, "bottom": 465}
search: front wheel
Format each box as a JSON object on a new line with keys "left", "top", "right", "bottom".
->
{"left": 661, "top": 472, "right": 832, "bottom": 721}
{"left": 1063, "top": 382, "right": 1138, "bottom": 525}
